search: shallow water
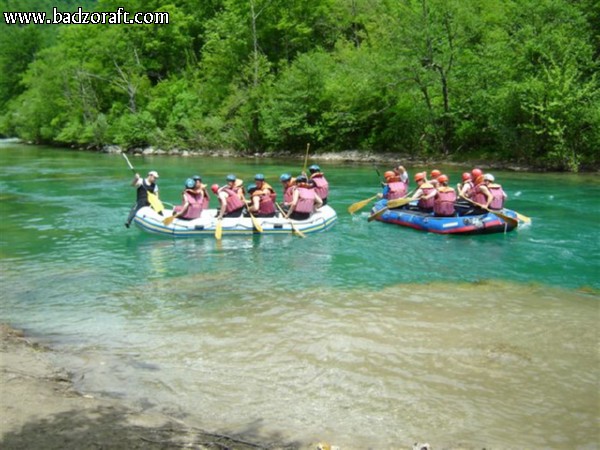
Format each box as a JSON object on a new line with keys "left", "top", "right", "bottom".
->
{"left": 0, "top": 142, "right": 598, "bottom": 448}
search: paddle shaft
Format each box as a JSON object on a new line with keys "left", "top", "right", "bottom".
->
{"left": 276, "top": 203, "right": 306, "bottom": 238}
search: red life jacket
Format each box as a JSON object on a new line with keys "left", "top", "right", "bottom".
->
{"left": 418, "top": 183, "right": 435, "bottom": 210}
{"left": 434, "top": 187, "right": 456, "bottom": 216}
{"left": 221, "top": 187, "right": 244, "bottom": 213}
{"left": 295, "top": 186, "right": 316, "bottom": 213}
{"left": 488, "top": 184, "right": 505, "bottom": 210}
{"left": 310, "top": 174, "right": 329, "bottom": 199}
{"left": 386, "top": 180, "right": 408, "bottom": 200}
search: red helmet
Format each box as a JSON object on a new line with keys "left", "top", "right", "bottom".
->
{"left": 462, "top": 172, "right": 471, "bottom": 181}
{"left": 430, "top": 169, "right": 441, "bottom": 179}
{"left": 437, "top": 174, "right": 449, "bottom": 184}
{"left": 211, "top": 184, "right": 219, "bottom": 194}
{"left": 414, "top": 172, "right": 426, "bottom": 182}
{"left": 471, "top": 168, "right": 483, "bottom": 180}
{"left": 384, "top": 170, "right": 395, "bottom": 181}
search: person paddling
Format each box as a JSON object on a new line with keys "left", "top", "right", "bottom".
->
{"left": 433, "top": 174, "right": 457, "bottom": 217}
{"left": 286, "top": 175, "right": 323, "bottom": 220}
{"left": 215, "top": 174, "right": 245, "bottom": 219}
{"left": 308, "top": 165, "right": 329, "bottom": 205}
{"left": 125, "top": 170, "right": 160, "bottom": 228}
{"left": 172, "top": 178, "right": 204, "bottom": 221}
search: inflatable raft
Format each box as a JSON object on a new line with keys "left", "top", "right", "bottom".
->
{"left": 369, "top": 199, "right": 518, "bottom": 235}
{"left": 133, "top": 205, "right": 337, "bottom": 237}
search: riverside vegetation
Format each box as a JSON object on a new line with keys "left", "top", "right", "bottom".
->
{"left": 0, "top": 0, "right": 598, "bottom": 172}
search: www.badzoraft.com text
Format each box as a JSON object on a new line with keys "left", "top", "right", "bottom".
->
{"left": 3, "top": 7, "right": 169, "bottom": 25}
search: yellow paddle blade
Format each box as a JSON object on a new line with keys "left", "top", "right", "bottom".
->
{"left": 147, "top": 192, "right": 164, "bottom": 214}
{"left": 291, "top": 223, "right": 306, "bottom": 238}
{"left": 348, "top": 195, "right": 378, "bottom": 214}
{"left": 387, "top": 197, "right": 413, "bottom": 209}
{"left": 215, "top": 219, "right": 222, "bottom": 240}
{"left": 251, "top": 215, "right": 264, "bottom": 233}
{"left": 516, "top": 211, "right": 532, "bottom": 224}
{"left": 368, "top": 207, "right": 388, "bottom": 222}
{"left": 162, "top": 216, "right": 175, "bottom": 226}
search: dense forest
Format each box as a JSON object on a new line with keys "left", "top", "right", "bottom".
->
{"left": 1, "top": 0, "right": 598, "bottom": 171}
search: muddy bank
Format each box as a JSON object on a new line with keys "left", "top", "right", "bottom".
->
{"left": 0, "top": 324, "right": 300, "bottom": 450}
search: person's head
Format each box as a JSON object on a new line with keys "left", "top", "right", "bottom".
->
{"left": 185, "top": 178, "right": 195, "bottom": 189}
{"left": 462, "top": 172, "right": 471, "bottom": 182}
{"left": 296, "top": 174, "right": 308, "bottom": 185}
{"left": 483, "top": 173, "right": 495, "bottom": 184}
{"left": 192, "top": 175, "right": 202, "bottom": 186}
{"left": 280, "top": 173, "right": 291, "bottom": 184}
{"left": 247, "top": 183, "right": 258, "bottom": 195}
{"left": 226, "top": 174, "right": 236, "bottom": 185}
{"left": 211, "top": 184, "right": 220, "bottom": 194}
{"left": 254, "top": 173, "right": 265, "bottom": 187}
{"left": 394, "top": 165, "right": 405, "bottom": 174}
{"left": 309, "top": 165, "right": 321, "bottom": 174}
{"left": 475, "top": 175, "right": 485, "bottom": 185}
{"left": 414, "top": 172, "right": 426, "bottom": 184}
{"left": 384, "top": 170, "right": 396, "bottom": 182}
{"left": 437, "top": 174, "right": 449, "bottom": 185}
{"left": 471, "top": 168, "right": 483, "bottom": 180}
{"left": 430, "top": 169, "right": 441, "bottom": 180}
{"left": 148, "top": 171, "right": 159, "bottom": 181}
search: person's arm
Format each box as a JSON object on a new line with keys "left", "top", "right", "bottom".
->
{"left": 286, "top": 189, "right": 299, "bottom": 218}
{"left": 131, "top": 174, "right": 141, "bottom": 187}
{"left": 175, "top": 197, "right": 190, "bottom": 219}
{"left": 217, "top": 192, "right": 228, "bottom": 219}
{"left": 314, "top": 193, "right": 323, "bottom": 210}
{"left": 411, "top": 188, "right": 423, "bottom": 200}
{"left": 250, "top": 195, "right": 260, "bottom": 212}
{"left": 479, "top": 185, "right": 493, "bottom": 208}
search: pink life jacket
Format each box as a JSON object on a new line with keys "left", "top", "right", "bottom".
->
{"left": 283, "top": 184, "right": 295, "bottom": 204}
{"left": 418, "top": 183, "right": 436, "bottom": 210}
{"left": 462, "top": 180, "right": 475, "bottom": 198}
{"left": 472, "top": 183, "right": 488, "bottom": 205}
{"left": 257, "top": 190, "right": 276, "bottom": 215}
{"left": 222, "top": 187, "right": 244, "bottom": 213}
{"left": 295, "top": 186, "right": 316, "bottom": 213}
{"left": 386, "top": 180, "right": 408, "bottom": 200}
{"left": 180, "top": 190, "right": 203, "bottom": 219}
{"left": 434, "top": 187, "right": 456, "bottom": 216}
{"left": 310, "top": 174, "right": 329, "bottom": 200}
{"left": 488, "top": 184, "right": 505, "bottom": 210}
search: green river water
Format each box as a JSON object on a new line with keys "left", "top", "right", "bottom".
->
{"left": 0, "top": 141, "right": 598, "bottom": 449}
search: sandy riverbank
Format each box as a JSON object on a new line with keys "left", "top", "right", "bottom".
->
{"left": 0, "top": 324, "right": 303, "bottom": 450}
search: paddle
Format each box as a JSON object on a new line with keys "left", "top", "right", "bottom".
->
{"left": 276, "top": 203, "right": 306, "bottom": 238}
{"left": 162, "top": 215, "right": 175, "bottom": 226}
{"left": 514, "top": 210, "right": 532, "bottom": 224}
{"left": 122, "top": 153, "right": 164, "bottom": 214}
{"left": 348, "top": 195, "right": 379, "bottom": 214}
{"left": 215, "top": 218, "right": 222, "bottom": 240}
{"left": 459, "top": 195, "right": 518, "bottom": 228}
{"left": 302, "top": 143, "right": 310, "bottom": 173}
{"left": 247, "top": 208, "right": 264, "bottom": 233}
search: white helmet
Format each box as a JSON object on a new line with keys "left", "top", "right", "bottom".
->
{"left": 483, "top": 173, "right": 495, "bottom": 182}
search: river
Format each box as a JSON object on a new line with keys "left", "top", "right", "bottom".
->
{"left": 0, "top": 142, "right": 598, "bottom": 449}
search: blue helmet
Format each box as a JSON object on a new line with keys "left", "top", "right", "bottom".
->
{"left": 192, "top": 175, "right": 202, "bottom": 181}
{"left": 226, "top": 174, "right": 236, "bottom": 182}
{"left": 280, "top": 173, "right": 291, "bottom": 182}
{"left": 185, "top": 178, "right": 195, "bottom": 189}
{"left": 309, "top": 164, "right": 320, "bottom": 173}
{"left": 247, "top": 183, "right": 257, "bottom": 193}
{"left": 254, "top": 173, "right": 265, "bottom": 181}
{"left": 296, "top": 174, "right": 308, "bottom": 183}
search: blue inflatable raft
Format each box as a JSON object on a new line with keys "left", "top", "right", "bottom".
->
{"left": 369, "top": 199, "right": 518, "bottom": 235}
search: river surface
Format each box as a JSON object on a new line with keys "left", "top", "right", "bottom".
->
{"left": 0, "top": 142, "right": 598, "bottom": 449}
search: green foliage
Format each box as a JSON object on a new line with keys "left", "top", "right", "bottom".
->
{"left": 0, "top": 0, "right": 597, "bottom": 170}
